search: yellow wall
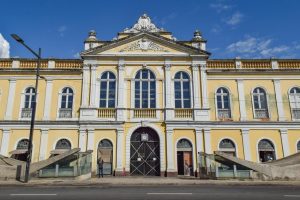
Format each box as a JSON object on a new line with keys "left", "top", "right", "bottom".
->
{"left": 287, "top": 130, "right": 300, "bottom": 154}
{"left": 0, "top": 80, "right": 9, "bottom": 120}
{"left": 210, "top": 129, "right": 244, "bottom": 159}
{"left": 249, "top": 129, "right": 283, "bottom": 162}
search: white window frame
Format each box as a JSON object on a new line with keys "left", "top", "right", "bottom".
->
{"left": 19, "top": 86, "right": 39, "bottom": 120}
{"left": 56, "top": 86, "right": 76, "bottom": 120}
{"left": 251, "top": 87, "right": 270, "bottom": 119}
{"left": 99, "top": 71, "right": 116, "bottom": 108}
{"left": 215, "top": 87, "right": 232, "bottom": 119}
{"left": 174, "top": 71, "right": 191, "bottom": 109}
{"left": 288, "top": 87, "right": 300, "bottom": 120}
{"left": 134, "top": 69, "right": 156, "bottom": 109}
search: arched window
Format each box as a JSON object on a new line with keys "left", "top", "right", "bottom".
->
{"left": 174, "top": 72, "right": 191, "bottom": 108}
{"left": 135, "top": 69, "right": 156, "bottom": 108}
{"left": 219, "top": 139, "right": 236, "bottom": 156}
{"left": 55, "top": 139, "right": 71, "bottom": 150}
{"left": 258, "top": 139, "right": 275, "bottom": 162}
{"left": 59, "top": 87, "right": 73, "bottom": 118}
{"left": 253, "top": 87, "right": 269, "bottom": 118}
{"left": 98, "top": 139, "right": 113, "bottom": 149}
{"left": 289, "top": 87, "right": 300, "bottom": 119}
{"left": 216, "top": 87, "right": 231, "bottom": 119}
{"left": 21, "top": 87, "right": 36, "bottom": 118}
{"left": 297, "top": 141, "right": 300, "bottom": 152}
{"left": 17, "top": 139, "right": 29, "bottom": 150}
{"left": 100, "top": 72, "right": 116, "bottom": 108}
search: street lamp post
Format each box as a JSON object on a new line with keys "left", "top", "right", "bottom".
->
{"left": 11, "top": 34, "right": 41, "bottom": 183}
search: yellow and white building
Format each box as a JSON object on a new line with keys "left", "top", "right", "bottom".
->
{"left": 0, "top": 14, "right": 300, "bottom": 176}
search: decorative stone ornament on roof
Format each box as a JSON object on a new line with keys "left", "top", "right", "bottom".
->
{"left": 123, "top": 13, "right": 165, "bottom": 33}
{"left": 120, "top": 38, "right": 169, "bottom": 52}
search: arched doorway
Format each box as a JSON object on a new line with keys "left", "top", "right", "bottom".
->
{"left": 130, "top": 127, "right": 160, "bottom": 176}
{"left": 177, "top": 139, "right": 193, "bottom": 176}
{"left": 98, "top": 139, "right": 113, "bottom": 175}
{"left": 11, "top": 139, "right": 29, "bottom": 161}
{"left": 219, "top": 139, "right": 236, "bottom": 156}
{"left": 258, "top": 139, "right": 276, "bottom": 162}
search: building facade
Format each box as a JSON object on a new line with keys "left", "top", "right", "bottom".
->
{"left": 0, "top": 14, "right": 300, "bottom": 176}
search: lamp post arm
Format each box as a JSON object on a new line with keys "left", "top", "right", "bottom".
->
{"left": 20, "top": 42, "right": 41, "bottom": 59}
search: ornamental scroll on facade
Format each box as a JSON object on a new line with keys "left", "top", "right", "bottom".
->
{"left": 120, "top": 38, "right": 169, "bottom": 52}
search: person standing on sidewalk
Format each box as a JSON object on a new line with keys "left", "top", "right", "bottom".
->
{"left": 98, "top": 159, "right": 104, "bottom": 178}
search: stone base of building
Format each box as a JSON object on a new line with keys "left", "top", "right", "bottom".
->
{"left": 166, "top": 171, "right": 178, "bottom": 177}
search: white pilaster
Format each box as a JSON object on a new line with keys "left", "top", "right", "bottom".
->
{"left": 200, "top": 64, "right": 209, "bottom": 108}
{"left": 39, "top": 129, "right": 48, "bottom": 160}
{"left": 43, "top": 79, "right": 53, "bottom": 120}
{"left": 241, "top": 129, "right": 251, "bottom": 161}
{"left": 166, "top": 128, "right": 175, "bottom": 172}
{"left": 164, "top": 64, "right": 173, "bottom": 120}
{"left": 12, "top": 60, "right": 20, "bottom": 68}
{"left": 203, "top": 128, "right": 211, "bottom": 154}
{"left": 87, "top": 129, "right": 94, "bottom": 151}
{"left": 5, "top": 79, "right": 17, "bottom": 120}
{"left": 89, "top": 65, "right": 97, "bottom": 107}
{"left": 280, "top": 129, "right": 290, "bottom": 157}
{"left": 117, "top": 63, "right": 125, "bottom": 121}
{"left": 81, "top": 64, "right": 90, "bottom": 107}
{"left": 273, "top": 79, "right": 286, "bottom": 121}
{"left": 79, "top": 129, "right": 87, "bottom": 152}
{"left": 195, "top": 129, "right": 204, "bottom": 154}
{"left": 237, "top": 79, "right": 247, "bottom": 121}
{"left": 116, "top": 128, "right": 124, "bottom": 170}
{"left": 192, "top": 64, "right": 201, "bottom": 109}
{"left": 0, "top": 129, "right": 10, "bottom": 156}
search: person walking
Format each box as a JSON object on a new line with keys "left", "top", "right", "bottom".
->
{"left": 98, "top": 159, "right": 104, "bottom": 178}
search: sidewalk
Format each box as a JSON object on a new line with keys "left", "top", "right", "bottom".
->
{"left": 0, "top": 177, "right": 300, "bottom": 186}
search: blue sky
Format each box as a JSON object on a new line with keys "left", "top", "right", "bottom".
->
{"left": 1, "top": 0, "right": 300, "bottom": 59}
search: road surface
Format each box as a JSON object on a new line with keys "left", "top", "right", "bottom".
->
{"left": 0, "top": 184, "right": 299, "bottom": 200}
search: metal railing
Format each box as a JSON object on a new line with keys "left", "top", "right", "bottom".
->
{"left": 21, "top": 108, "right": 32, "bottom": 118}
{"left": 254, "top": 109, "right": 269, "bottom": 119}
{"left": 218, "top": 109, "right": 231, "bottom": 119}
{"left": 292, "top": 108, "right": 300, "bottom": 119}
{"left": 59, "top": 108, "right": 72, "bottom": 118}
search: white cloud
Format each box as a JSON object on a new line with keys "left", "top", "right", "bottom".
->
{"left": 210, "top": 3, "right": 232, "bottom": 13}
{"left": 225, "top": 12, "right": 243, "bottom": 26}
{"left": 211, "top": 25, "right": 222, "bottom": 34}
{"left": 226, "top": 35, "right": 296, "bottom": 58}
{"left": 73, "top": 52, "right": 80, "bottom": 58}
{"left": 160, "top": 12, "right": 177, "bottom": 26}
{"left": 58, "top": 25, "right": 67, "bottom": 37}
{"left": 0, "top": 34, "right": 10, "bottom": 58}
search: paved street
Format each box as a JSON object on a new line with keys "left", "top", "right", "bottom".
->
{"left": 0, "top": 185, "right": 299, "bottom": 200}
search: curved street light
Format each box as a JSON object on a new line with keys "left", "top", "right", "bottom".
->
{"left": 11, "top": 34, "right": 42, "bottom": 183}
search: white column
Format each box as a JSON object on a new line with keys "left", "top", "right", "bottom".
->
{"left": 79, "top": 129, "right": 87, "bottom": 152}
{"left": 166, "top": 128, "right": 175, "bottom": 172}
{"left": 241, "top": 129, "right": 251, "bottom": 161}
{"left": 164, "top": 64, "right": 173, "bottom": 120}
{"left": 195, "top": 128, "right": 204, "bottom": 171}
{"left": 203, "top": 128, "right": 211, "bottom": 154}
{"left": 237, "top": 79, "right": 247, "bottom": 121}
{"left": 0, "top": 129, "right": 10, "bottom": 156}
{"left": 89, "top": 65, "right": 97, "bottom": 107}
{"left": 39, "top": 129, "right": 48, "bottom": 160}
{"left": 200, "top": 64, "right": 209, "bottom": 108}
{"left": 273, "top": 79, "right": 286, "bottom": 121}
{"left": 81, "top": 64, "right": 90, "bottom": 107}
{"left": 87, "top": 129, "right": 94, "bottom": 151}
{"left": 192, "top": 64, "right": 201, "bottom": 109}
{"left": 43, "top": 79, "right": 53, "bottom": 120}
{"left": 280, "top": 129, "right": 290, "bottom": 157}
{"left": 195, "top": 129, "right": 204, "bottom": 154}
{"left": 5, "top": 79, "right": 17, "bottom": 120}
{"left": 116, "top": 128, "right": 124, "bottom": 171}
{"left": 117, "top": 64, "right": 125, "bottom": 121}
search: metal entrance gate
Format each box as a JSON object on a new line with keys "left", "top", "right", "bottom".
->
{"left": 130, "top": 127, "right": 160, "bottom": 176}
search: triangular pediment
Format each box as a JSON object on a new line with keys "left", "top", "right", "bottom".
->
{"left": 81, "top": 32, "right": 210, "bottom": 57}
